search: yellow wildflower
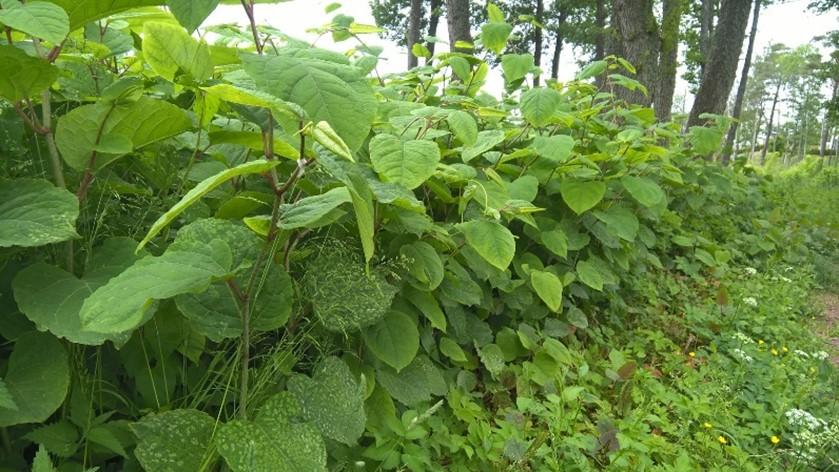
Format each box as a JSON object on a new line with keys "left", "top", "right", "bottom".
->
{"left": 689, "top": 352, "right": 696, "bottom": 358}
{"left": 771, "top": 348, "right": 779, "bottom": 356}
{"left": 771, "top": 435, "right": 780, "bottom": 445}
{"left": 717, "top": 436, "right": 727, "bottom": 444}
{"left": 810, "top": 367, "right": 816, "bottom": 374}
{"left": 703, "top": 422, "right": 712, "bottom": 429}
{"left": 782, "top": 346, "right": 788, "bottom": 353}
{"left": 758, "top": 340, "right": 765, "bottom": 345}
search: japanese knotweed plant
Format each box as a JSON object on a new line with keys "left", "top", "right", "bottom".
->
{"left": 0, "top": 1, "right": 832, "bottom": 471}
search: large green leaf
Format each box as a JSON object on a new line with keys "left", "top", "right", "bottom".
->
{"left": 142, "top": 22, "right": 212, "bottom": 82}
{"left": 287, "top": 357, "right": 366, "bottom": 446}
{"left": 530, "top": 270, "right": 563, "bottom": 312}
{"left": 576, "top": 259, "right": 604, "bottom": 291}
{"left": 533, "top": 135, "right": 575, "bottom": 163}
{"left": 176, "top": 265, "right": 293, "bottom": 342}
{"left": 51, "top": 0, "right": 164, "bottom": 30}
{"left": 446, "top": 110, "right": 477, "bottom": 146}
{"left": 276, "top": 187, "right": 351, "bottom": 230}
{"left": 55, "top": 96, "right": 192, "bottom": 171}
{"left": 138, "top": 159, "right": 279, "bottom": 250}
{"left": 559, "top": 180, "right": 606, "bottom": 214}
{"left": 0, "top": 179, "right": 78, "bottom": 248}
{"left": 621, "top": 176, "right": 666, "bottom": 208}
{"left": 0, "top": 45, "right": 57, "bottom": 101}
{"left": 480, "top": 21, "right": 512, "bottom": 54}
{"left": 166, "top": 0, "right": 218, "bottom": 32}
{"left": 461, "top": 130, "right": 505, "bottom": 162}
{"left": 132, "top": 409, "right": 216, "bottom": 472}
{"left": 242, "top": 53, "right": 376, "bottom": 151}
{"left": 501, "top": 53, "right": 533, "bottom": 83}
{"left": 344, "top": 172, "right": 376, "bottom": 265}
{"left": 216, "top": 392, "right": 326, "bottom": 472}
{"left": 520, "top": 87, "right": 561, "bottom": 128}
{"left": 400, "top": 241, "right": 444, "bottom": 290}
{"left": 0, "top": 379, "right": 16, "bottom": 411}
{"left": 458, "top": 220, "right": 516, "bottom": 271}
{"left": 593, "top": 206, "right": 639, "bottom": 241}
{"left": 81, "top": 224, "right": 236, "bottom": 334}
{"left": 376, "top": 355, "right": 447, "bottom": 406}
{"left": 363, "top": 310, "right": 419, "bottom": 372}
{"left": 369, "top": 134, "right": 440, "bottom": 190}
{"left": 0, "top": 0, "right": 69, "bottom": 43}
{"left": 13, "top": 238, "right": 144, "bottom": 345}
{"left": 0, "top": 332, "right": 69, "bottom": 427}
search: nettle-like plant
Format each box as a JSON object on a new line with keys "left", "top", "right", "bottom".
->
{"left": 0, "top": 1, "right": 809, "bottom": 471}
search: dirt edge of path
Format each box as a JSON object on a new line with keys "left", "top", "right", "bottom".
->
{"left": 816, "top": 292, "right": 839, "bottom": 367}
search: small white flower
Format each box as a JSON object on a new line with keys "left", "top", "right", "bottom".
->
{"left": 794, "top": 350, "right": 810, "bottom": 358}
{"left": 780, "top": 276, "right": 792, "bottom": 283}
{"left": 731, "top": 348, "right": 754, "bottom": 362}
{"left": 812, "top": 351, "right": 829, "bottom": 361}
{"left": 730, "top": 332, "right": 755, "bottom": 344}
{"left": 744, "top": 267, "right": 757, "bottom": 276}
{"left": 742, "top": 297, "right": 758, "bottom": 307}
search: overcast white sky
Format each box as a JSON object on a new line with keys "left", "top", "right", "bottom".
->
{"left": 207, "top": 0, "right": 839, "bottom": 107}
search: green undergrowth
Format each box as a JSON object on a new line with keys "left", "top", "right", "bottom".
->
{"left": 0, "top": 2, "right": 836, "bottom": 471}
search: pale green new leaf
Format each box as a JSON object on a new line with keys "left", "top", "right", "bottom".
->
{"left": 446, "top": 110, "right": 478, "bottom": 146}
{"left": 344, "top": 172, "right": 376, "bottom": 265}
{"left": 531, "top": 270, "right": 563, "bottom": 312}
{"left": 242, "top": 53, "right": 376, "bottom": 151}
{"left": 480, "top": 21, "right": 512, "bottom": 54}
{"left": 166, "top": 0, "right": 218, "bottom": 32}
{"left": 458, "top": 220, "right": 516, "bottom": 271}
{"left": 0, "top": 45, "right": 57, "bottom": 102}
{"left": 216, "top": 392, "right": 326, "bottom": 472}
{"left": 143, "top": 22, "right": 212, "bottom": 82}
{"left": 311, "top": 121, "right": 353, "bottom": 162}
{"left": 287, "top": 357, "right": 366, "bottom": 445}
{"left": 277, "top": 187, "right": 351, "bottom": 230}
{"left": 139, "top": 160, "right": 279, "bottom": 250}
{"left": 32, "top": 446, "right": 56, "bottom": 472}
{"left": 55, "top": 97, "right": 192, "bottom": 171}
{"left": 132, "top": 409, "right": 216, "bottom": 472}
{"left": 0, "top": 332, "right": 69, "bottom": 427}
{"left": 369, "top": 134, "right": 440, "bottom": 189}
{"left": 51, "top": 0, "right": 164, "bottom": 30}
{"left": 533, "top": 135, "right": 575, "bottom": 163}
{"left": 363, "top": 310, "right": 419, "bottom": 372}
{"left": 0, "top": 179, "right": 78, "bottom": 248}
{"left": 560, "top": 180, "right": 606, "bottom": 214}
{"left": 202, "top": 83, "right": 305, "bottom": 122}
{"left": 0, "top": 0, "right": 69, "bottom": 43}
{"left": 520, "top": 87, "right": 561, "bottom": 128}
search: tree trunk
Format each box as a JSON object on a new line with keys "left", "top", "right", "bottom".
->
{"left": 760, "top": 82, "right": 781, "bottom": 165}
{"left": 610, "top": 0, "right": 660, "bottom": 106}
{"left": 653, "top": 0, "right": 684, "bottom": 121}
{"left": 427, "top": 0, "right": 442, "bottom": 58}
{"left": 550, "top": 7, "right": 569, "bottom": 80}
{"left": 720, "top": 0, "right": 761, "bottom": 165}
{"left": 750, "top": 111, "right": 764, "bottom": 162}
{"left": 699, "top": 0, "right": 714, "bottom": 75}
{"left": 595, "top": 0, "right": 607, "bottom": 60}
{"left": 820, "top": 79, "right": 837, "bottom": 157}
{"left": 407, "top": 0, "right": 422, "bottom": 69}
{"left": 687, "top": 0, "right": 752, "bottom": 127}
{"left": 445, "top": 0, "right": 472, "bottom": 52}
{"left": 533, "top": 0, "right": 544, "bottom": 86}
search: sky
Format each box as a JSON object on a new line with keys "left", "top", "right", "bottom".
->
{"left": 206, "top": 0, "right": 839, "bottom": 108}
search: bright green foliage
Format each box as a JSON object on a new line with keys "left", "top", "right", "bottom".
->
{"left": 216, "top": 392, "right": 326, "bottom": 471}
{"left": 55, "top": 96, "right": 192, "bottom": 171}
{"left": 0, "top": 46, "right": 57, "bottom": 101}
{"left": 0, "top": 0, "right": 69, "bottom": 43}
{"left": 0, "top": 179, "right": 78, "bottom": 248}
{"left": 560, "top": 179, "right": 606, "bottom": 214}
{"left": 287, "top": 357, "right": 366, "bottom": 445}
{"left": 132, "top": 409, "right": 215, "bottom": 472}
{"left": 0, "top": 3, "right": 836, "bottom": 471}
{"left": 242, "top": 52, "right": 376, "bottom": 151}
{"left": 13, "top": 238, "right": 144, "bottom": 344}
{"left": 142, "top": 22, "right": 213, "bottom": 82}
{"left": 369, "top": 134, "right": 441, "bottom": 189}
{"left": 166, "top": 0, "right": 218, "bottom": 32}
{"left": 363, "top": 310, "right": 419, "bottom": 372}
{"left": 139, "top": 160, "right": 279, "bottom": 249}
{"left": 0, "top": 332, "right": 69, "bottom": 427}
